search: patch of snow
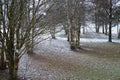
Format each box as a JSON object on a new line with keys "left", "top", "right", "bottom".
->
{"left": 80, "top": 38, "right": 120, "bottom": 43}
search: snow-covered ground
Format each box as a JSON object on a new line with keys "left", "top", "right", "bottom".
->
{"left": 56, "top": 29, "right": 120, "bottom": 43}
{"left": 17, "top": 28, "right": 120, "bottom": 80}
{"left": 1, "top": 25, "right": 120, "bottom": 80}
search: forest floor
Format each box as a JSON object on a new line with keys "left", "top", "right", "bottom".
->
{"left": 0, "top": 31, "right": 120, "bottom": 80}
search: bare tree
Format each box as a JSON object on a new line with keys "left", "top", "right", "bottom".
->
{"left": 0, "top": 0, "right": 51, "bottom": 79}
{"left": 66, "top": 0, "right": 85, "bottom": 50}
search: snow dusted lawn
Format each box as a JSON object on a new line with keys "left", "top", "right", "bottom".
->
{"left": 1, "top": 31, "right": 120, "bottom": 80}
{"left": 17, "top": 31, "right": 120, "bottom": 80}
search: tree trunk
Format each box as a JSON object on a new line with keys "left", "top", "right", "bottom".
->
{"left": 70, "top": 27, "right": 75, "bottom": 50}
{"left": 102, "top": 24, "right": 105, "bottom": 34}
{"left": 83, "top": 26, "right": 85, "bottom": 34}
{"left": 51, "top": 26, "right": 56, "bottom": 39}
{"left": 76, "top": 26, "right": 80, "bottom": 48}
{"left": 118, "top": 29, "right": 120, "bottom": 39}
{"left": 117, "top": 23, "right": 119, "bottom": 34}
{"left": 31, "top": 28, "right": 34, "bottom": 53}
{"left": 6, "top": 35, "right": 19, "bottom": 80}
{"left": 108, "top": 21, "right": 112, "bottom": 42}
{"left": 8, "top": 63, "right": 18, "bottom": 80}
{"left": 8, "top": 55, "right": 19, "bottom": 80}
{"left": 0, "top": 42, "right": 7, "bottom": 70}
{"left": 105, "top": 23, "right": 108, "bottom": 35}
{"left": 69, "top": 20, "right": 75, "bottom": 50}
{"left": 96, "top": 23, "right": 100, "bottom": 33}
{"left": 108, "top": 0, "right": 112, "bottom": 42}
{"left": 67, "top": 33, "right": 69, "bottom": 41}
{"left": 0, "top": 51, "right": 7, "bottom": 70}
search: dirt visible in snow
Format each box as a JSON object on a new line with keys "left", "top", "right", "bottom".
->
{"left": 0, "top": 32, "right": 120, "bottom": 80}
